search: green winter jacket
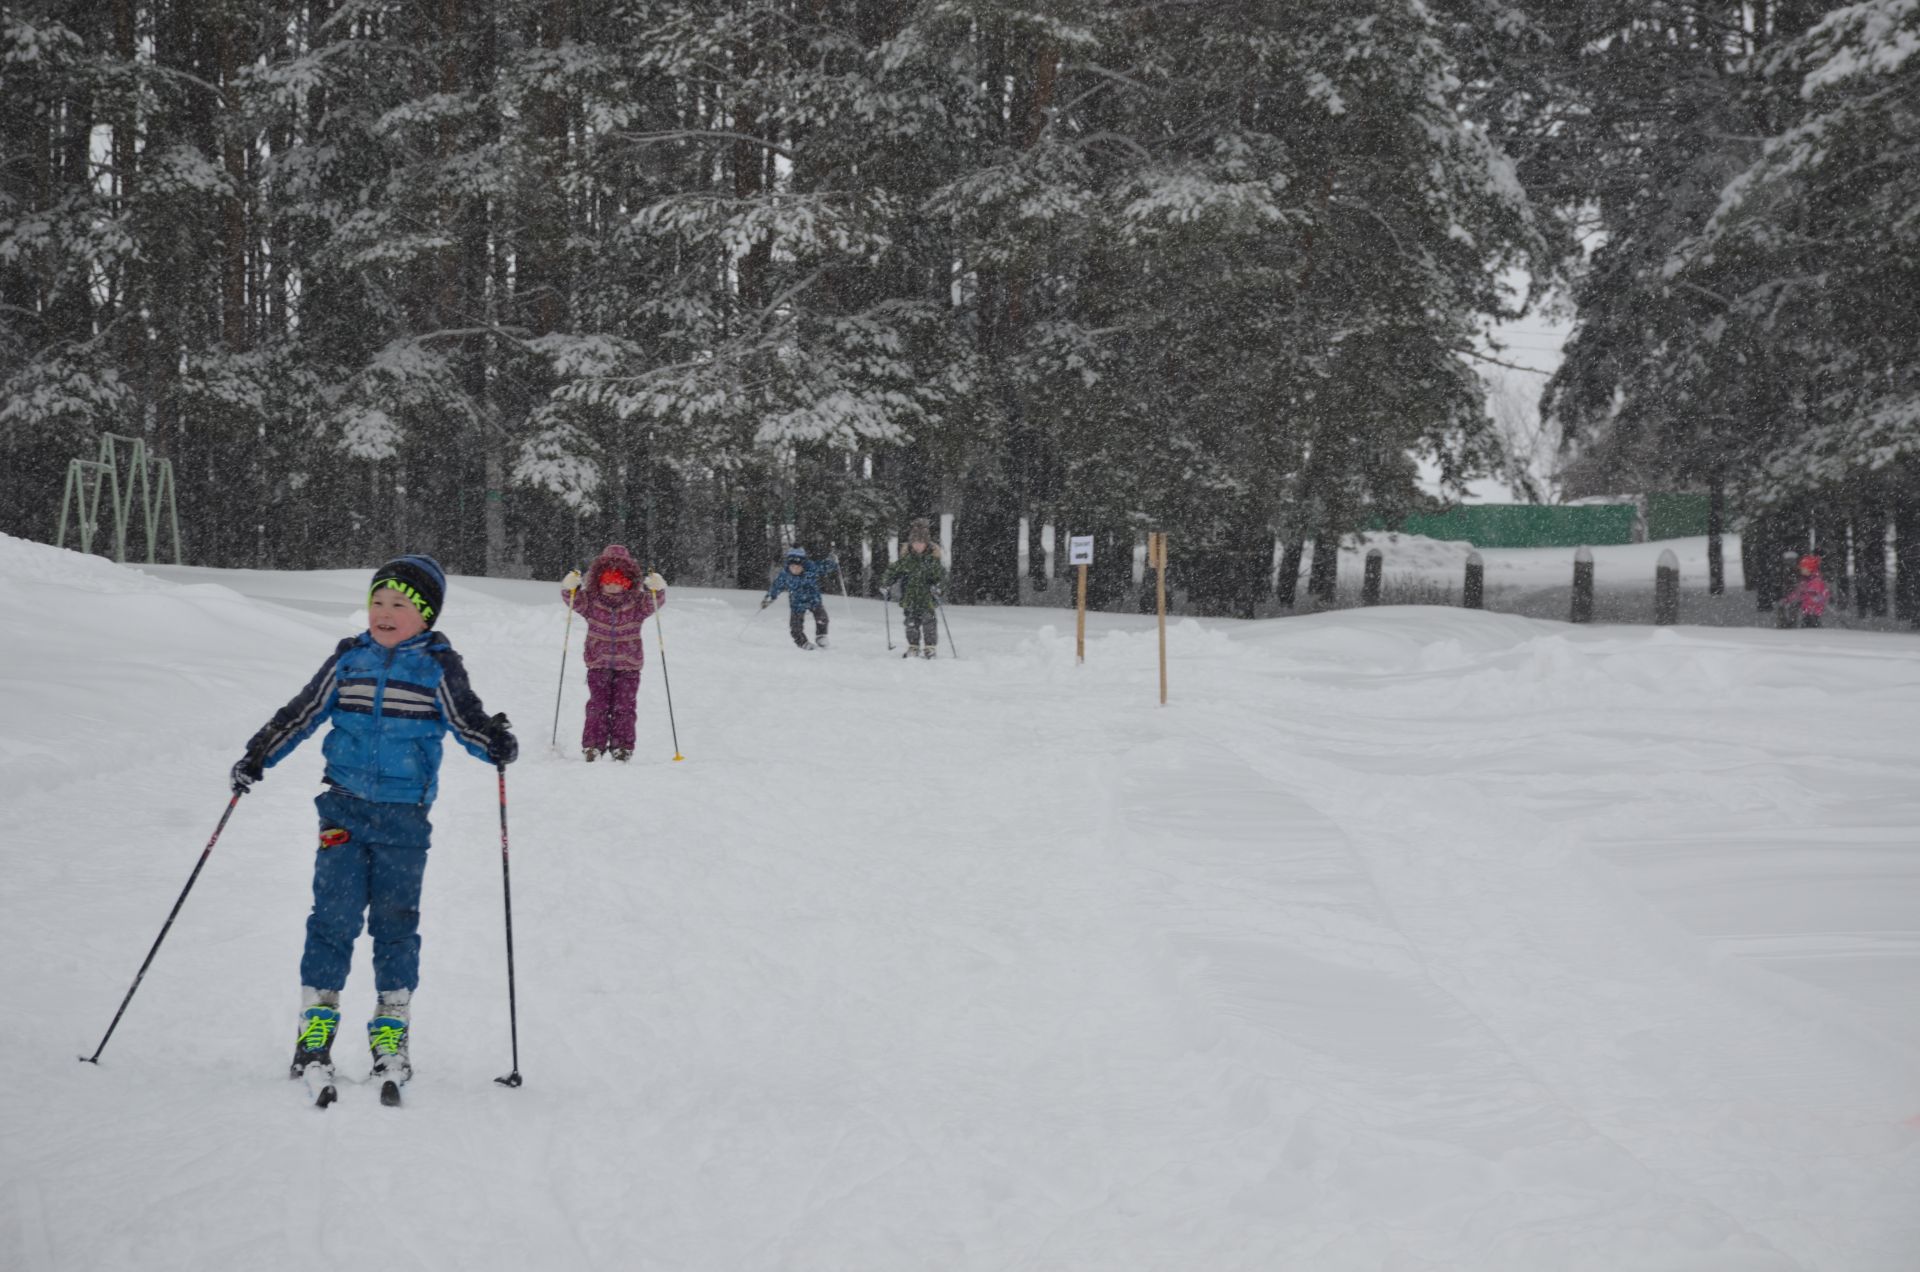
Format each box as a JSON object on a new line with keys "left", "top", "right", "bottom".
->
{"left": 883, "top": 547, "right": 946, "bottom": 612}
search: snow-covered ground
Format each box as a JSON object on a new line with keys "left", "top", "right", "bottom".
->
{"left": 4, "top": 532, "right": 1918, "bottom": 1271}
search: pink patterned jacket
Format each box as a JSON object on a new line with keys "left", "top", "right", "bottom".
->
{"left": 564, "top": 544, "right": 664, "bottom": 672}
{"left": 1785, "top": 574, "right": 1829, "bottom": 618}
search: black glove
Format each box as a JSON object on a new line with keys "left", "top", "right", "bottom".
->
{"left": 760, "top": 597, "right": 772, "bottom": 609}
{"left": 230, "top": 748, "right": 265, "bottom": 796}
{"left": 486, "top": 712, "right": 519, "bottom": 766}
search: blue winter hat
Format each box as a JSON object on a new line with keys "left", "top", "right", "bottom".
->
{"left": 370, "top": 554, "right": 447, "bottom": 626}
{"left": 783, "top": 547, "right": 808, "bottom": 563}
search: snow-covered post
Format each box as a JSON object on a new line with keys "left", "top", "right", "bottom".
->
{"left": 1463, "top": 551, "right": 1485, "bottom": 610}
{"left": 1655, "top": 548, "right": 1679, "bottom": 625}
{"left": 1361, "top": 548, "right": 1383, "bottom": 606}
{"left": 1570, "top": 546, "right": 1594, "bottom": 624}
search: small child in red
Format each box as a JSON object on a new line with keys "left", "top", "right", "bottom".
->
{"left": 1783, "top": 554, "right": 1830, "bottom": 629}
{"left": 560, "top": 545, "right": 666, "bottom": 760}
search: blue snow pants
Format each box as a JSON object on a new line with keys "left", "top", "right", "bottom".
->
{"left": 299, "top": 789, "right": 433, "bottom": 993}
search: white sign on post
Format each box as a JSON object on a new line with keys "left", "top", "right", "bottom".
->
{"left": 1068, "top": 535, "right": 1095, "bottom": 566}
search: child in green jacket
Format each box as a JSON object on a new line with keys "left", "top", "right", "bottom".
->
{"left": 881, "top": 519, "right": 946, "bottom": 659}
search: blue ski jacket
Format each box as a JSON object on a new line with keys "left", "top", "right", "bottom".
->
{"left": 245, "top": 630, "right": 498, "bottom": 806}
{"left": 766, "top": 559, "right": 839, "bottom": 611}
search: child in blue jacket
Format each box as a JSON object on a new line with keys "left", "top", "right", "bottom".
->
{"left": 761, "top": 546, "right": 839, "bottom": 650}
{"left": 230, "top": 554, "right": 517, "bottom": 1090}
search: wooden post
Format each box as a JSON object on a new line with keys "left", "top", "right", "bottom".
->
{"left": 1076, "top": 562, "right": 1088, "bottom": 663}
{"left": 1654, "top": 548, "right": 1679, "bottom": 625}
{"left": 1570, "top": 546, "right": 1594, "bottom": 624}
{"left": 1463, "top": 551, "right": 1484, "bottom": 609}
{"left": 1149, "top": 532, "right": 1168, "bottom": 704}
{"left": 1070, "top": 532, "right": 1093, "bottom": 663}
{"left": 1361, "top": 548, "right": 1383, "bottom": 606}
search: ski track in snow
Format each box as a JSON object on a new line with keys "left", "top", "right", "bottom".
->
{"left": 2, "top": 534, "right": 1917, "bottom": 1271}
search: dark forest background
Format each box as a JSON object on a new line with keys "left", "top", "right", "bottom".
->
{"left": 5, "top": 1, "right": 1917, "bottom": 611}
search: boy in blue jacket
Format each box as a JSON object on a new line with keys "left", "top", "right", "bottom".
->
{"left": 230, "top": 554, "right": 517, "bottom": 1089}
{"left": 760, "top": 546, "right": 839, "bottom": 649}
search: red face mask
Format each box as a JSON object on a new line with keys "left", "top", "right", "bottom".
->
{"left": 601, "top": 569, "right": 633, "bottom": 589}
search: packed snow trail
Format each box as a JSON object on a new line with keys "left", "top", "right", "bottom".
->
{"left": 3, "top": 534, "right": 1917, "bottom": 1271}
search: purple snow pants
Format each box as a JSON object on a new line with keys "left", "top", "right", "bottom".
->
{"left": 583, "top": 667, "right": 640, "bottom": 751}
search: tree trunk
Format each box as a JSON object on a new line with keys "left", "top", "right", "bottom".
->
{"left": 1707, "top": 484, "right": 1725, "bottom": 595}
{"left": 733, "top": 471, "right": 774, "bottom": 591}
{"left": 1854, "top": 508, "right": 1888, "bottom": 617}
{"left": 1751, "top": 514, "right": 1780, "bottom": 611}
{"left": 1894, "top": 487, "right": 1920, "bottom": 624}
{"left": 1276, "top": 540, "right": 1305, "bottom": 606}
{"left": 1814, "top": 504, "right": 1849, "bottom": 608}
{"left": 952, "top": 463, "right": 1020, "bottom": 605}
{"left": 1308, "top": 534, "right": 1340, "bottom": 605}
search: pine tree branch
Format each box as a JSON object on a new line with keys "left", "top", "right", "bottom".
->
{"left": 1673, "top": 280, "right": 1735, "bottom": 308}
{"left": 755, "top": 268, "right": 829, "bottom": 327}
{"left": 616, "top": 129, "right": 796, "bottom": 160}
{"left": 1457, "top": 347, "right": 1553, "bottom": 376}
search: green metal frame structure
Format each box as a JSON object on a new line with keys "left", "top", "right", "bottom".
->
{"left": 55, "top": 433, "right": 184, "bottom": 565}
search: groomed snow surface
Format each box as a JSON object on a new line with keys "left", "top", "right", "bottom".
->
{"left": 3, "top": 531, "right": 1918, "bottom": 1272}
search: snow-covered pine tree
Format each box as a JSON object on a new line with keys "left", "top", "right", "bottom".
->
{"left": 1046, "top": 0, "right": 1543, "bottom": 613}
{"left": 1538, "top": 2, "right": 1847, "bottom": 498}
{"left": 1672, "top": 1, "right": 1920, "bottom": 502}
{"left": 0, "top": 8, "right": 136, "bottom": 543}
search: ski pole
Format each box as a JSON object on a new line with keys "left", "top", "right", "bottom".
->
{"left": 648, "top": 569, "right": 684, "bottom": 762}
{"left": 882, "top": 581, "right": 895, "bottom": 651}
{"left": 550, "top": 581, "right": 579, "bottom": 748}
{"left": 829, "top": 550, "right": 858, "bottom": 651}
{"left": 935, "top": 589, "right": 960, "bottom": 658}
{"left": 832, "top": 548, "right": 852, "bottom": 608}
{"left": 493, "top": 762, "right": 523, "bottom": 1088}
{"left": 81, "top": 792, "right": 244, "bottom": 1065}
{"left": 735, "top": 591, "right": 775, "bottom": 642}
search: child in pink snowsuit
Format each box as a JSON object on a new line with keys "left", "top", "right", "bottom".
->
{"left": 1784, "top": 554, "right": 1830, "bottom": 629}
{"left": 562, "top": 545, "right": 665, "bottom": 761}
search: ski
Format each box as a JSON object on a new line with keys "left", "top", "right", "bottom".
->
{"left": 298, "top": 1061, "right": 338, "bottom": 1109}
{"left": 380, "top": 1078, "right": 403, "bottom": 1107}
